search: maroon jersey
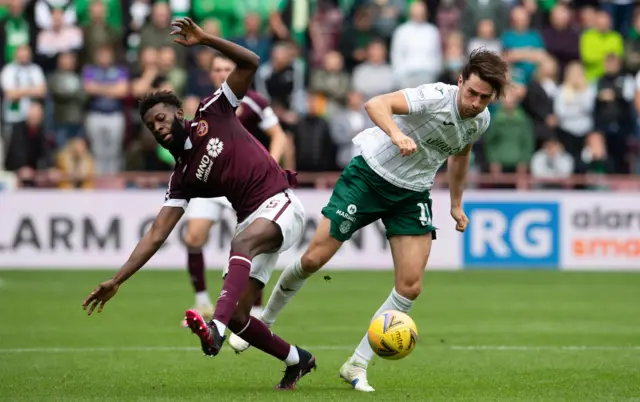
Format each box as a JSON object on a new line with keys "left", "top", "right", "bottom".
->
{"left": 236, "top": 90, "right": 279, "bottom": 150}
{"left": 163, "top": 82, "right": 292, "bottom": 222}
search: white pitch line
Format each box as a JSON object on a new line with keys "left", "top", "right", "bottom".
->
{"left": 450, "top": 345, "right": 640, "bottom": 351}
{"left": 0, "top": 345, "right": 639, "bottom": 354}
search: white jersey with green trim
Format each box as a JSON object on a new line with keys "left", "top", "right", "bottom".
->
{"left": 352, "top": 83, "right": 490, "bottom": 192}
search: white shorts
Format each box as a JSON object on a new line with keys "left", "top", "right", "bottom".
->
{"left": 185, "top": 197, "right": 233, "bottom": 221}
{"left": 222, "top": 189, "right": 305, "bottom": 285}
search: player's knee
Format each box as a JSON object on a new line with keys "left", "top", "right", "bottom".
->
{"left": 395, "top": 279, "right": 422, "bottom": 301}
{"left": 229, "top": 235, "right": 254, "bottom": 257}
{"left": 184, "top": 231, "right": 208, "bottom": 249}
{"left": 300, "top": 251, "right": 325, "bottom": 274}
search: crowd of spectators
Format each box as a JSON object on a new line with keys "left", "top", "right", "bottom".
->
{"left": 1, "top": 0, "right": 640, "bottom": 191}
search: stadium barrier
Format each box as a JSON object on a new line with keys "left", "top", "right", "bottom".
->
{"left": 1, "top": 190, "right": 639, "bottom": 271}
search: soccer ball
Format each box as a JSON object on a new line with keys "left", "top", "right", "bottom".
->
{"left": 367, "top": 310, "right": 418, "bottom": 360}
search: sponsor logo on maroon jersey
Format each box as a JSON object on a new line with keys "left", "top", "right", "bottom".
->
{"left": 196, "top": 120, "right": 209, "bottom": 137}
{"left": 196, "top": 155, "right": 213, "bottom": 182}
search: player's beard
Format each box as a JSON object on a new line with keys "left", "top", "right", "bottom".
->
{"left": 161, "top": 116, "right": 188, "bottom": 160}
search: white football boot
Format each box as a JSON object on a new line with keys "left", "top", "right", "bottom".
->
{"left": 339, "top": 358, "right": 375, "bottom": 392}
{"left": 228, "top": 306, "right": 264, "bottom": 353}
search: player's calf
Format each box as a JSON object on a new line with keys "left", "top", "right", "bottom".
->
{"left": 183, "top": 219, "right": 213, "bottom": 325}
{"left": 262, "top": 218, "right": 342, "bottom": 326}
{"left": 228, "top": 287, "right": 263, "bottom": 353}
{"left": 211, "top": 219, "right": 282, "bottom": 336}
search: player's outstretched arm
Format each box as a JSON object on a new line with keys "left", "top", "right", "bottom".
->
{"left": 171, "top": 17, "right": 259, "bottom": 99}
{"left": 365, "top": 91, "right": 417, "bottom": 156}
{"left": 112, "top": 206, "right": 184, "bottom": 284}
{"left": 82, "top": 206, "right": 184, "bottom": 315}
{"left": 448, "top": 144, "right": 472, "bottom": 232}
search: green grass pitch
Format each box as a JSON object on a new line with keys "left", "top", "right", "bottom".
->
{"left": 0, "top": 270, "right": 639, "bottom": 401}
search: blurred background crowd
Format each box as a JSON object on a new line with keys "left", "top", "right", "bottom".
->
{"left": 1, "top": 0, "right": 640, "bottom": 191}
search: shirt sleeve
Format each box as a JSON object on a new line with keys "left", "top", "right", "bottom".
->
{"left": 401, "top": 84, "right": 448, "bottom": 115}
{"left": 1, "top": 65, "right": 15, "bottom": 90}
{"left": 258, "top": 106, "right": 279, "bottom": 130}
{"left": 163, "top": 169, "right": 189, "bottom": 210}
{"left": 198, "top": 81, "right": 241, "bottom": 113}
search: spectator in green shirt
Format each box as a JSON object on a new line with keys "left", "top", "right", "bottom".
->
{"left": 580, "top": 10, "right": 624, "bottom": 82}
{"left": 0, "top": 0, "right": 31, "bottom": 64}
{"left": 191, "top": 0, "right": 245, "bottom": 38}
{"left": 76, "top": 0, "right": 122, "bottom": 31}
{"left": 485, "top": 88, "right": 535, "bottom": 178}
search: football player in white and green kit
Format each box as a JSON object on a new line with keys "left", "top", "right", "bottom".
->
{"left": 231, "top": 49, "right": 509, "bottom": 390}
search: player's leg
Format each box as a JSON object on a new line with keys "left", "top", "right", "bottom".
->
{"left": 182, "top": 198, "right": 223, "bottom": 321}
{"left": 251, "top": 288, "right": 263, "bottom": 318}
{"left": 186, "top": 275, "right": 316, "bottom": 389}
{"left": 341, "top": 234, "right": 432, "bottom": 391}
{"left": 262, "top": 156, "right": 381, "bottom": 328}
{"left": 185, "top": 217, "right": 284, "bottom": 352}
{"left": 228, "top": 253, "right": 279, "bottom": 353}
{"left": 186, "top": 191, "right": 300, "bottom": 353}
{"left": 231, "top": 275, "right": 316, "bottom": 389}
{"left": 261, "top": 217, "right": 342, "bottom": 327}
{"left": 185, "top": 190, "right": 316, "bottom": 388}
{"left": 185, "top": 219, "right": 214, "bottom": 307}
{"left": 340, "top": 189, "right": 436, "bottom": 392}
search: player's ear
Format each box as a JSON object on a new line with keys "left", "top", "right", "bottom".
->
{"left": 458, "top": 74, "right": 463, "bottom": 87}
{"left": 176, "top": 108, "right": 184, "bottom": 119}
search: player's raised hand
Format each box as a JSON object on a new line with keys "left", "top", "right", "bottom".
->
{"left": 450, "top": 206, "right": 469, "bottom": 232}
{"left": 82, "top": 279, "right": 120, "bottom": 315}
{"left": 391, "top": 132, "right": 417, "bottom": 157}
{"left": 171, "top": 17, "right": 205, "bottom": 47}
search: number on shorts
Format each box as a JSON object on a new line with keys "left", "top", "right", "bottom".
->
{"left": 417, "top": 202, "right": 431, "bottom": 227}
{"left": 266, "top": 199, "right": 280, "bottom": 209}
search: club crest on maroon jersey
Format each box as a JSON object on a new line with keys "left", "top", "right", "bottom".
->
{"left": 196, "top": 120, "right": 209, "bottom": 137}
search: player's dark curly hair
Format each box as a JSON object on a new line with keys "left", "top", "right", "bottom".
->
{"left": 462, "top": 48, "right": 509, "bottom": 100}
{"left": 139, "top": 90, "right": 182, "bottom": 119}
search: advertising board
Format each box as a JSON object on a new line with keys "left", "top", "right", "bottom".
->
{"left": 0, "top": 190, "right": 461, "bottom": 270}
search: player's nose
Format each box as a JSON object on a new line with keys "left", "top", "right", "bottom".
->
{"left": 154, "top": 123, "right": 166, "bottom": 135}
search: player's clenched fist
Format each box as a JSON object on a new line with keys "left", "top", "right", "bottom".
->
{"left": 391, "top": 132, "right": 417, "bottom": 156}
{"left": 450, "top": 206, "right": 469, "bottom": 232}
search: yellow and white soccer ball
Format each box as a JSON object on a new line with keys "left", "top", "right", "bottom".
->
{"left": 367, "top": 310, "right": 418, "bottom": 360}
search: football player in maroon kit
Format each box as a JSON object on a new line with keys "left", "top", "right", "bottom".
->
{"left": 81, "top": 17, "right": 315, "bottom": 390}
{"left": 181, "top": 53, "right": 289, "bottom": 337}
{"left": 182, "top": 54, "right": 287, "bottom": 332}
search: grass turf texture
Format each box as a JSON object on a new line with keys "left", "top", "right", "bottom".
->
{"left": 0, "top": 270, "right": 639, "bottom": 401}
